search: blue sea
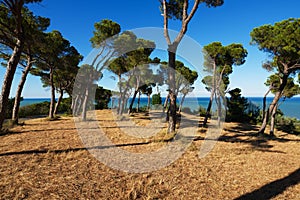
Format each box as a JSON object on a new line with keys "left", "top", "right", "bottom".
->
{"left": 20, "top": 97, "right": 300, "bottom": 119}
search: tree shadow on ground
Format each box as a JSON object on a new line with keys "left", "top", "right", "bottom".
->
{"left": 235, "top": 168, "right": 300, "bottom": 200}
{"left": 0, "top": 140, "right": 166, "bottom": 157}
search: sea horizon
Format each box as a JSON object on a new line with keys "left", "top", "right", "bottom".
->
{"left": 20, "top": 96, "right": 300, "bottom": 119}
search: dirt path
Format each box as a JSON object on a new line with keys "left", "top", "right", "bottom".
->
{"left": 0, "top": 110, "right": 299, "bottom": 199}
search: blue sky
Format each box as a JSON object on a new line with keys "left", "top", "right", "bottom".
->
{"left": 1, "top": 0, "right": 300, "bottom": 98}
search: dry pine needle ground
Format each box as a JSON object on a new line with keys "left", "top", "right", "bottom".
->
{"left": 0, "top": 110, "right": 299, "bottom": 199}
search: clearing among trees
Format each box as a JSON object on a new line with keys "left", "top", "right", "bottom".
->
{"left": 0, "top": 110, "right": 299, "bottom": 199}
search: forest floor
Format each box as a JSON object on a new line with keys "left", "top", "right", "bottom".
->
{"left": 0, "top": 109, "right": 299, "bottom": 199}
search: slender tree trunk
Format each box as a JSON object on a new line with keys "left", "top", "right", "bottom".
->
{"left": 147, "top": 94, "right": 151, "bottom": 110}
{"left": 0, "top": 39, "right": 24, "bottom": 129}
{"left": 216, "top": 91, "right": 222, "bottom": 127}
{"left": 117, "top": 74, "right": 122, "bottom": 115}
{"left": 258, "top": 74, "right": 288, "bottom": 135}
{"left": 167, "top": 50, "right": 177, "bottom": 133}
{"left": 262, "top": 87, "right": 272, "bottom": 123}
{"left": 111, "top": 97, "right": 115, "bottom": 109}
{"left": 49, "top": 67, "right": 56, "bottom": 119}
{"left": 128, "top": 89, "right": 138, "bottom": 114}
{"left": 12, "top": 55, "right": 32, "bottom": 124}
{"left": 270, "top": 103, "right": 278, "bottom": 136}
{"left": 203, "top": 88, "right": 215, "bottom": 127}
{"left": 203, "top": 60, "right": 216, "bottom": 127}
{"left": 54, "top": 90, "right": 64, "bottom": 115}
{"left": 81, "top": 87, "right": 89, "bottom": 121}
{"left": 73, "top": 94, "right": 81, "bottom": 116}
{"left": 178, "top": 93, "right": 187, "bottom": 114}
{"left": 137, "top": 91, "right": 141, "bottom": 112}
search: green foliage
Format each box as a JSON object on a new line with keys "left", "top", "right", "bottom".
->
{"left": 226, "top": 88, "right": 260, "bottom": 123}
{"left": 275, "top": 115, "right": 300, "bottom": 135}
{"left": 57, "top": 98, "right": 72, "bottom": 114}
{"left": 5, "top": 97, "right": 22, "bottom": 118}
{"left": 16, "top": 98, "right": 73, "bottom": 118}
{"left": 250, "top": 18, "right": 300, "bottom": 74}
{"left": 90, "top": 19, "right": 121, "bottom": 48}
{"left": 18, "top": 101, "right": 50, "bottom": 118}
{"left": 152, "top": 93, "right": 162, "bottom": 105}
{"left": 198, "top": 106, "right": 207, "bottom": 117}
{"left": 159, "top": 60, "right": 198, "bottom": 96}
{"left": 95, "top": 86, "right": 112, "bottom": 110}
{"left": 265, "top": 74, "right": 300, "bottom": 98}
{"left": 159, "top": 0, "right": 224, "bottom": 20}
{"left": 202, "top": 42, "right": 247, "bottom": 95}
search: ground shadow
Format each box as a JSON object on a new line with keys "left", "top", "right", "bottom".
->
{"left": 235, "top": 168, "right": 300, "bottom": 200}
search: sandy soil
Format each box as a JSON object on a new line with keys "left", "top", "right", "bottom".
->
{"left": 0, "top": 110, "right": 299, "bottom": 199}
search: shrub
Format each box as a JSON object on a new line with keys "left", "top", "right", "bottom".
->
{"left": 276, "top": 115, "right": 300, "bottom": 135}
{"left": 198, "top": 106, "right": 207, "bottom": 117}
{"left": 152, "top": 93, "right": 162, "bottom": 105}
{"left": 19, "top": 101, "right": 50, "bottom": 118}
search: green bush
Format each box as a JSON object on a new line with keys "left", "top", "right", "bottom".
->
{"left": 198, "top": 106, "right": 207, "bottom": 117}
{"left": 152, "top": 93, "right": 162, "bottom": 105}
{"left": 19, "top": 101, "right": 50, "bottom": 118}
{"left": 57, "top": 97, "right": 72, "bottom": 114}
{"left": 226, "top": 88, "right": 260, "bottom": 123}
{"left": 276, "top": 115, "right": 300, "bottom": 135}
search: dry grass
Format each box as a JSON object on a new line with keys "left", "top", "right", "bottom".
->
{"left": 0, "top": 110, "right": 299, "bottom": 199}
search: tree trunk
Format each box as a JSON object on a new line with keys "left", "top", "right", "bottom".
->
{"left": 12, "top": 55, "right": 32, "bottom": 124}
{"left": 81, "top": 87, "right": 89, "bottom": 121}
{"left": 178, "top": 93, "right": 187, "bottom": 114}
{"left": 167, "top": 50, "right": 177, "bottom": 133}
{"left": 147, "top": 94, "right": 151, "bottom": 110}
{"left": 137, "top": 91, "right": 141, "bottom": 112}
{"left": 203, "top": 88, "right": 215, "bottom": 127}
{"left": 128, "top": 89, "right": 138, "bottom": 114}
{"left": 203, "top": 60, "right": 216, "bottom": 127}
{"left": 168, "top": 91, "right": 177, "bottom": 133}
{"left": 54, "top": 90, "right": 64, "bottom": 115}
{"left": 216, "top": 91, "right": 222, "bottom": 127}
{"left": 49, "top": 67, "right": 56, "bottom": 119}
{"left": 0, "top": 38, "right": 24, "bottom": 129}
{"left": 117, "top": 74, "right": 122, "bottom": 115}
{"left": 73, "top": 94, "right": 81, "bottom": 116}
{"left": 270, "top": 103, "right": 278, "bottom": 136}
{"left": 258, "top": 74, "right": 288, "bottom": 135}
{"left": 262, "top": 87, "right": 272, "bottom": 123}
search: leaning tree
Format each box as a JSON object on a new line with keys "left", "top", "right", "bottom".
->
{"left": 159, "top": 0, "right": 224, "bottom": 133}
{"left": 0, "top": 0, "right": 42, "bottom": 129}
{"left": 202, "top": 42, "right": 247, "bottom": 127}
{"left": 250, "top": 18, "right": 300, "bottom": 135}
{"left": 264, "top": 74, "right": 300, "bottom": 135}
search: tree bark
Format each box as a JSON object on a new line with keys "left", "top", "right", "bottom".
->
{"left": 0, "top": 38, "right": 24, "bottom": 129}
{"left": 216, "top": 91, "right": 222, "bottom": 127}
{"left": 258, "top": 74, "right": 288, "bottom": 135}
{"left": 49, "top": 66, "right": 56, "bottom": 119}
{"left": 128, "top": 89, "right": 138, "bottom": 114}
{"left": 262, "top": 88, "right": 272, "bottom": 122}
{"left": 81, "top": 86, "right": 89, "bottom": 121}
{"left": 203, "top": 89, "right": 214, "bottom": 127}
{"left": 203, "top": 60, "right": 217, "bottom": 127}
{"left": 12, "top": 54, "right": 32, "bottom": 124}
{"left": 270, "top": 103, "right": 278, "bottom": 136}
{"left": 178, "top": 93, "right": 187, "bottom": 114}
{"left": 137, "top": 91, "right": 141, "bottom": 112}
{"left": 167, "top": 50, "right": 177, "bottom": 133}
{"left": 147, "top": 94, "right": 151, "bottom": 110}
{"left": 54, "top": 89, "right": 64, "bottom": 115}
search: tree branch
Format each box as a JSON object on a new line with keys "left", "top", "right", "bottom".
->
{"left": 162, "top": 0, "right": 171, "bottom": 45}
{"left": 174, "top": 0, "right": 200, "bottom": 45}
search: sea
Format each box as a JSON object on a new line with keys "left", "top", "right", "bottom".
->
{"left": 20, "top": 97, "right": 300, "bottom": 120}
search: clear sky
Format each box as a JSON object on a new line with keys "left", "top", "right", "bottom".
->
{"left": 1, "top": 0, "right": 300, "bottom": 98}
